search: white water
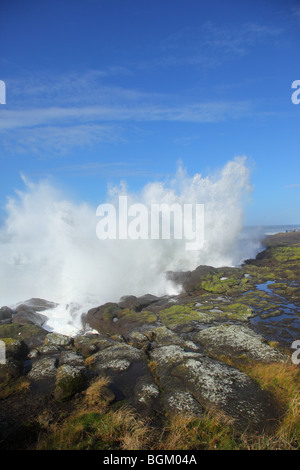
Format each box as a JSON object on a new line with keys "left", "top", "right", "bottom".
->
{"left": 0, "top": 156, "right": 262, "bottom": 335}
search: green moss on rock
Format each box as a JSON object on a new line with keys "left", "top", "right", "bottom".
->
{"left": 54, "top": 364, "right": 86, "bottom": 402}
{"left": 118, "top": 308, "right": 157, "bottom": 324}
{"left": 271, "top": 246, "right": 300, "bottom": 262}
{"left": 221, "top": 302, "right": 254, "bottom": 321}
{"left": 200, "top": 274, "right": 240, "bottom": 294}
{"left": 0, "top": 323, "right": 47, "bottom": 348}
{"left": 158, "top": 304, "right": 207, "bottom": 329}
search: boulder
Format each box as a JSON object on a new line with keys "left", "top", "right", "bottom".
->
{"left": 83, "top": 302, "right": 121, "bottom": 334}
{"left": 44, "top": 333, "right": 73, "bottom": 349}
{"left": 84, "top": 302, "right": 159, "bottom": 336}
{"left": 16, "top": 298, "right": 57, "bottom": 312}
{"left": 133, "top": 375, "right": 160, "bottom": 410}
{"left": 74, "top": 334, "right": 104, "bottom": 357}
{"left": 151, "top": 325, "right": 198, "bottom": 350}
{"left": 27, "top": 356, "right": 58, "bottom": 380}
{"left": 59, "top": 350, "right": 85, "bottom": 368}
{"left": 181, "top": 265, "right": 218, "bottom": 293}
{"left": 118, "top": 294, "right": 159, "bottom": 311}
{"left": 13, "top": 305, "right": 48, "bottom": 327}
{"left": 194, "top": 324, "right": 288, "bottom": 363}
{"left": 12, "top": 298, "right": 57, "bottom": 327}
{"left": 91, "top": 343, "right": 145, "bottom": 374}
{"left": 54, "top": 364, "right": 87, "bottom": 402}
{"left": 0, "top": 338, "right": 29, "bottom": 361}
{"left": 0, "top": 323, "right": 47, "bottom": 349}
{"left": 0, "top": 307, "right": 13, "bottom": 324}
{"left": 150, "top": 345, "right": 277, "bottom": 431}
{"left": 126, "top": 331, "right": 150, "bottom": 351}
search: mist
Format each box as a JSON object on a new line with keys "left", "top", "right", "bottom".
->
{"left": 0, "top": 157, "right": 262, "bottom": 334}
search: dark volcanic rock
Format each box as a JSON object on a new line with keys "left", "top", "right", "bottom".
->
{"left": 1, "top": 338, "right": 29, "bottom": 362}
{"left": 194, "top": 324, "right": 288, "bottom": 363}
{"left": 13, "top": 305, "right": 48, "bottom": 327}
{"left": 16, "top": 298, "right": 57, "bottom": 312}
{"left": 0, "top": 307, "right": 13, "bottom": 323}
{"left": 150, "top": 345, "right": 277, "bottom": 431}
{"left": 0, "top": 323, "right": 48, "bottom": 349}
{"left": 54, "top": 364, "right": 87, "bottom": 402}
{"left": 118, "top": 293, "right": 159, "bottom": 311}
{"left": 182, "top": 265, "right": 218, "bottom": 292}
{"left": 167, "top": 265, "right": 218, "bottom": 293}
{"left": 83, "top": 301, "right": 160, "bottom": 336}
{"left": 83, "top": 302, "right": 121, "bottom": 335}
{"left": 1, "top": 231, "right": 299, "bottom": 449}
{"left": 11, "top": 298, "right": 57, "bottom": 327}
{"left": 27, "top": 356, "right": 58, "bottom": 381}
{"left": 263, "top": 231, "right": 300, "bottom": 248}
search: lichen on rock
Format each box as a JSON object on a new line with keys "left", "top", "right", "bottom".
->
{"left": 194, "top": 324, "right": 288, "bottom": 363}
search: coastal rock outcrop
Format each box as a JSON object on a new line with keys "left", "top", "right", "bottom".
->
{"left": 0, "top": 232, "right": 299, "bottom": 449}
{"left": 194, "top": 324, "right": 288, "bottom": 363}
{"left": 150, "top": 344, "right": 276, "bottom": 431}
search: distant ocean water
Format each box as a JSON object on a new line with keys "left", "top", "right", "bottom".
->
{"left": 243, "top": 225, "right": 300, "bottom": 237}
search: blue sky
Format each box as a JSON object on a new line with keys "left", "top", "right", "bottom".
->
{"left": 0, "top": 0, "right": 300, "bottom": 225}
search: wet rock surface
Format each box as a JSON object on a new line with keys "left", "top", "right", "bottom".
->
{"left": 0, "top": 232, "right": 299, "bottom": 448}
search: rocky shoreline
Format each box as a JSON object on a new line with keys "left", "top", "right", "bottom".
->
{"left": 0, "top": 231, "right": 299, "bottom": 450}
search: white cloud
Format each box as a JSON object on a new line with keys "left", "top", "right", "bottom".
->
{"left": 157, "top": 21, "right": 283, "bottom": 69}
{"left": 285, "top": 183, "right": 300, "bottom": 189}
{"left": 1, "top": 124, "right": 122, "bottom": 155}
{"left": 0, "top": 97, "right": 254, "bottom": 154}
{"left": 0, "top": 99, "right": 253, "bottom": 131}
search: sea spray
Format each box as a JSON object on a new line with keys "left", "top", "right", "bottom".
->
{"left": 0, "top": 156, "right": 262, "bottom": 334}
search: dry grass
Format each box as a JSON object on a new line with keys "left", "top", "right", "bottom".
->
{"left": 157, "top": 407, "right": 237, "bottom": 450}
{"left": 83, "top": 375, "right": 112, "bottom": 409}
{"left": 84, "top": 355, "right": 96, "bottom": 367}
{"left": 243, "top": 362, "right": 300, "bottom": 403}
{"left": 111, "top": 407, "right": 151, "bottom": 450}
{"left": 36, "top": 360, "right": 300, "bottom": 451}
{"left": 37, "top": 375, "right": 152, "bottom": 451}
{"left": 0, "top": 375, "right": 30, "bottom": 399}
{"left": 237, "top": 361, "right": 300, "bottom": 450}
{"left": 37, "top": 405, "right": 152, "bottom": 450}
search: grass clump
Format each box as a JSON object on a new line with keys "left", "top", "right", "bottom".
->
{"left": 0, "top": 373, "right": 30, "bottom": 399}
{"left": 36, "top": 361, "right": 300, "bottom": 451}
{"left": 37, "top": 376, "right": 151, "bottom": 450}
{"left": 216, "top": 359, "right": 300, "bottom": 450}
{"left": 242, "top": 362, "right": 300, "bottom": 449}
{"left": 157, "top": 408, "right": 237, "bottom": 450}
{"left": 37, "top": 406, "right": 151, "bottom": 451}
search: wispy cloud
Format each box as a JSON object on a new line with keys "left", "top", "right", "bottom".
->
{"left": 0, "top": 18, "right": 280, "bottom": 158}
{"left": 156, "top": 21, "right": 283, "bottom": 69}
{"left": 1, "top": 124, "right": 123, "bottom": 155}
{"left": 0, "top": 100, "right": 253, "bottom": 131}
{"left": 0, "top": 66, "right": 257, "bottom": 155}
{"left": 41, "top": 161, "right": 164, "bottom": 179}
{"left": 285, "top": 183, "right": 300, "bottom": 189}
{"left": 291, "top": 5, "right": 300, "bottom": 21}
{"left": 0, "top": 98, "right": 254, "bottom": 155}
